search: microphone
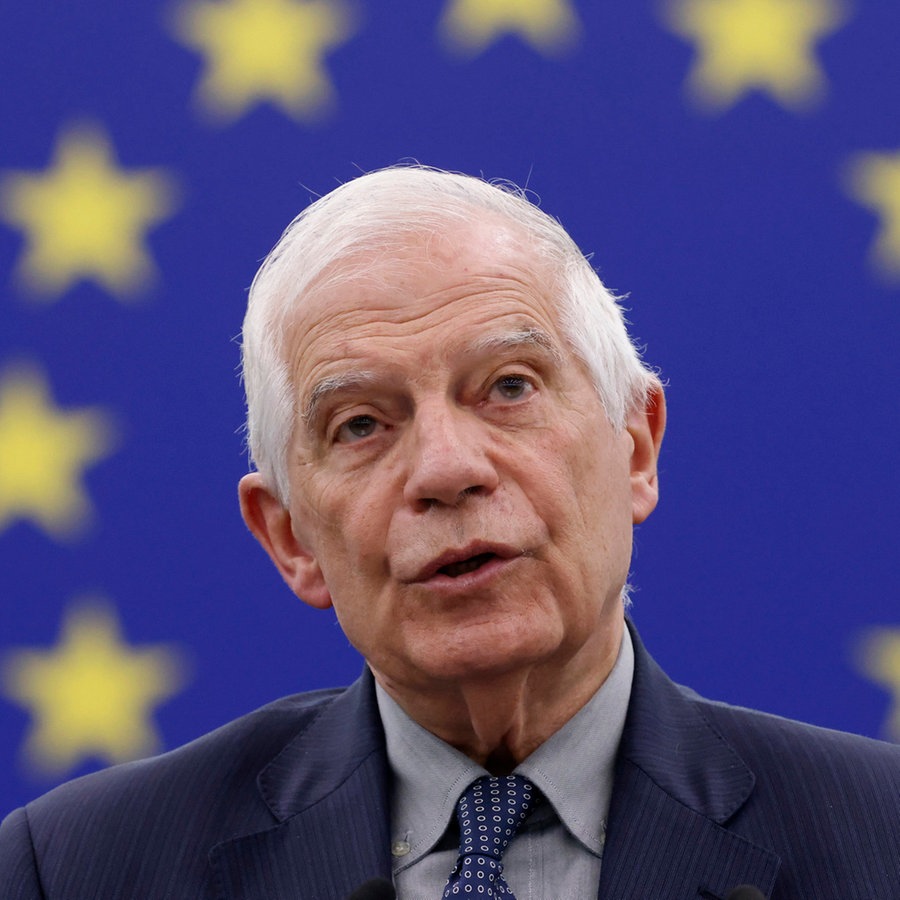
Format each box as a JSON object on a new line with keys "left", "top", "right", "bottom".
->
{"left": 726, "top": 887, "right": 766, "bottom": 900}
{"left": 346, "top": 877, "right": 396, "bottom": 900}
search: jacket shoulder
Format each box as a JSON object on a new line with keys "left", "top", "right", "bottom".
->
{"left": 0, "top": 685, "right": 349, "bottom": 897}
{"left": 694, "top": 690, "right": 900, "bottom": 782}
{"left": 33, "top": 686, "right": 346, "bottom": 820}
{"left": 622, "top": 624, "right": 900, "bottom": 897}
{"left": 691, "top": 691, "right": 900, "bottom": 894}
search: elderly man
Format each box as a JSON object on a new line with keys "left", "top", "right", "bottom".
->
{"left": 1, "top": 167, "right": 899, "bottom": 899}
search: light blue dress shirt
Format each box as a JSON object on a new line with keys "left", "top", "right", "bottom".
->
{"left": 375, "top": 626, "right": 634, "bottom": 899}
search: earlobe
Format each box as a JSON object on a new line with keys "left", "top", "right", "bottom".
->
{"left": 627, "top": 379, "right": 666, "bottom": 525}
{"left": 237, "top": 473, "right": 333, "bottom": 609}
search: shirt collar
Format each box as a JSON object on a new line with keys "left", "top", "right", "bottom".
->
{"left": 376, "top": 680, "right": 485, "bottom": 871}
{"left": 516, "top": 625, "right": 634, "bottom": 854}
{"left": 375, "top": 623, "right": 634, "bottom": 868}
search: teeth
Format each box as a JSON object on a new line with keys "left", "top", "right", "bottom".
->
{"left": 440, "top": 553, "right": 495, "bottom": 578}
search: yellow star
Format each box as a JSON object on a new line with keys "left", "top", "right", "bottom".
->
{"left": 854, "top": 627, "right": 900, "bottom": 742}
{"left": 0, "top": 363, "right": 116, "bottom": 540}
{"left": 0, "top": 124, "right": 178, "bottom": 300}
{"left": 439, "top": 0, "right": 581, "bottom": 56}
{"left": 2, "top": 600, "right": 188, "bottom": 775}
{"left": 846, "top": 150, "right": 900, "bottom": 278}
{"left": 172, "top": 0, "right": 356, "bottom": 123}
{"left": 663, "top": 0, "right": 846, "bottom": 112}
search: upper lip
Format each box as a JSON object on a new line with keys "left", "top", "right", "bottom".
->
{"left": 408, "top": 541, "right": 522, "bottom": 583}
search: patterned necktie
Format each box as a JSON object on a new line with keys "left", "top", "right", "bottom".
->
{"left": 441, "top": 774, "right": 535, "bottom": 899}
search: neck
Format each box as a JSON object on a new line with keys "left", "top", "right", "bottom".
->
{"left": 373, "top": 618, "right": 624, "bottom": 772}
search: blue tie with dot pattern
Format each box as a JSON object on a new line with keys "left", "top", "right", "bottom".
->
{"left": 441, "top": 774, "right": 535, "bottom": 898}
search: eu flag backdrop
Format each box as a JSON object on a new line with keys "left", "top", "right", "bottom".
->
{"left": 2, "top": 0, "right": 899, "bottom": 813}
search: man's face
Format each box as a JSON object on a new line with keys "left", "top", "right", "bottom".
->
{"left": 244, "top": 221, "right": 661, "bottom": 694}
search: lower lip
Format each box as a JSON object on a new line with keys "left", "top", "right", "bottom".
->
{"left": 415, "top": 555, "right": 519, "bottom": 594}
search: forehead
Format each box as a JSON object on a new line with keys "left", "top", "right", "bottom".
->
{"left": 285, "top": 220, "right": 565, "bottom": 381}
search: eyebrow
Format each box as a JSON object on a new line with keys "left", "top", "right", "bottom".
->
{"left": 468, "top": 327, "right": 563, "bottom": 363}
{"left": 301, "top": 327, "right": 563, "bottom": 431}
{"left": 301, "top": 371, "right": 378, "bottom": 430}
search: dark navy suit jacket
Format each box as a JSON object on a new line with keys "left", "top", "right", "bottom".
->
{"left": 2, "top": 623, "right": 899, "bottom": 899}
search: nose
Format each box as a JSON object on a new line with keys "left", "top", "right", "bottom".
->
{"left": 402, "top": 400, "right": 499, "bottom": 510}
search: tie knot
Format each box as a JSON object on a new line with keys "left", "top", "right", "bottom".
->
{"left": 455, "top": 774, "right": 535, "bottom": 861}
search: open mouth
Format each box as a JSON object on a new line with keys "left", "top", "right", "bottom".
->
{"left": 437, "top": 552, "right": 497, "bottom": 578}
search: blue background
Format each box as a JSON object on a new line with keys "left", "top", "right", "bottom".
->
{"left": 2, "top": 0, "right": 898, "bottom": 814}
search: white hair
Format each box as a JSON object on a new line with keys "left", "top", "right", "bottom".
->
{"left": 241, "top": 165, "right": 657, "bottom": 505}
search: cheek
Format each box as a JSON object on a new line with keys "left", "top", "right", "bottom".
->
{"left": 306, "top": 476, "right": 394, "bottom": 582}
{"left": 531, "top": 427, "right": 634, "bottom": 576}
{"left": 297, "top": 464, "right": 360, "bottom": 537}
{"left": 534, "top": 421, "right": 628, "bottom": 520}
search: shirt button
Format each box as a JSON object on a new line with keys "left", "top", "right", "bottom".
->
{"left": 391, "top": 840, "right": 411, "bottom": 857}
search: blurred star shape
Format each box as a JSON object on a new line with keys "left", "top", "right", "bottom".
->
{"left": 0, "top": 364, "right": 116, "bottom": 540}
{"left": 854, "top": 627, "right": 900, "bottom": 742}
{"left": 663, "top": 0, "right": 847, "bottom": 112}
{"left": 846, "top": 150, "right": 900, "bottom": 278}
{"left": 172, "top": 0, "right": 356, "bottom": 123}
{"left": 2, "top": 599, "right": 188, "bottom": 776}
{"left": 0, "top": 123, "right": 179, "bottom": 300}
{"left": 439, "top": 0, "right": 582, "bottom": 56}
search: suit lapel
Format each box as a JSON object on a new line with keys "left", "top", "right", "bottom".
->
{"left": 598, "top": 759, "right": 780, "bottom": 899}
{"left": 598, "top": 624, "right": 781, "bottom": 899}
{"left": 209, "top": 672, "right": 393, "bottom": 899}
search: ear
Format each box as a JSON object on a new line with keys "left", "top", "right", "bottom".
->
{"left": 626, "top": 379, "right": 666, "bottom": 524}
{"left": 238, "top": 472, "right": 333, "bottom": 609}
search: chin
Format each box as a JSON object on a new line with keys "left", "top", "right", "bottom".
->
{"left": 413, "top": 630, "right": 562, "bottom": 683}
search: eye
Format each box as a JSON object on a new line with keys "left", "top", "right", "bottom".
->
{"left": 335, "top": 414, "right": 380, "bottom": 443}
{"left": 491, "top": 374, "right": 533, "bottom": 402}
